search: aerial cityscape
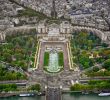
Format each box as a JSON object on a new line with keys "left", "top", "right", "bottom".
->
{"left": 0, "top": 0, "right": 110, "bottom": 100}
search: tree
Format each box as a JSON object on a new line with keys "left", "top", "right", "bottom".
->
{"left": 87, "top": 40, "right": 93, "bottom": 50}
{"left": 3, "top": 53, "right": 12, "bottom": 62}
{"left": 79, "top": 55, "right": 93, "bottom": 69}
{"left": 103, "top": 59, "right": 110, "bottom": 70}
{"left": 77, "top": 32, "right": 88, "bottom": 49}
{"left": 17, "top": 61, "right": 27, "bottom": 70}
{"left": 70, "top": 84, "right": 81, "bottom": 91}
{"left": 93, "top": 67, "right": 99, "bottom": 72}
{"left": 93, "top": 51, "right": 98, "bottom": 58}
{"left": 29, "top": 84, "right": 41, "bottom": 92}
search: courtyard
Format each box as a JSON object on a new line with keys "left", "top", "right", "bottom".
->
{"left": 38, "top": 41, "right": 69, "bottom": 72}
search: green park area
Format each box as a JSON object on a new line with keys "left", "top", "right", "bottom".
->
{"left": 71, "top": 31, "right": 110, "bottom": 77}
{"left": 0, "top": 83, "right": 41, "bottom": 92}
{"left": 0, "top": 64, "right": 26, "bottom": 81}
{"left": 0, "top": 31, "right": 37, "bottom": 80}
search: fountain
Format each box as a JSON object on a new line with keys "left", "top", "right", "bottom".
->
{"left": 47, "top": 49, "right": 60, "bottom": 73}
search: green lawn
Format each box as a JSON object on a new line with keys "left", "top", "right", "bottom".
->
{"left": 43, "top": 52, "right": 49, "bottom": 66}
{"left": 58, "top": 52, "right": 64, "bottom": 66}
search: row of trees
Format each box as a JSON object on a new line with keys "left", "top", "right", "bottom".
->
{"left": 70, "top": 80, "right": 110, "bottom": 91}
{"left": 86, "top": 70, "right": 110, "bottom": 77}
{"left": 0, "top": 84, "right": 17, "bottom": 92}
{"left": 28, "top": 84, "right": 41, "bottom": 92}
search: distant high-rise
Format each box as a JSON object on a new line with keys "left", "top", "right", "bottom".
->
{"left": 51, "top": 0, "right": 57, "bottom": 18}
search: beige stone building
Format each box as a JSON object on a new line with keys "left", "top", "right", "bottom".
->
{"left": 0, "top": 31, "right": 6, "bottom": 41}
{"left": 36, "top": 21, "right": 72, "bottom": 34}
